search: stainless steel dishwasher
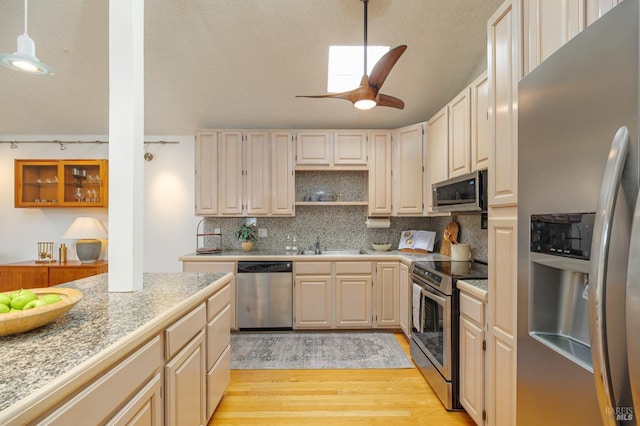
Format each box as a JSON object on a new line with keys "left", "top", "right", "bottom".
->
{"left": 237, "top": 261, "right": 293, "bottom": 329}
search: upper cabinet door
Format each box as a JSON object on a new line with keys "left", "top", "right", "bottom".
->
{"left": 393, "top": 123, "right": 424, "bottom": 216}
{"left": 522, "top": 0, "right": 585, "bottom": 75}
{"left": 244, "top": 131, "right": 270, "bottom": 215}
{"left": 471, "top": 71, "right": 489, "bottom": 171}
{"left": 426, "top": 106, "right": 449, "bottom": 213}
{"left": 218, "top": 131, "right": 244, "bottom": 215}
{"left": 368, "top": 131, "right": 392, "bottom": 216}
{"left": 448, "top": 87, "right": 472, "bottom": 178}
{"left": 295, "top": 131, "right": 332, "bottom": 166}
{"left": 195, "top": 131, "right": 218, "bottom": 215}
{"left": 488, "top": 0, "right": 519, "bottom": 207}
{"left": 585, "top": 0, "right": 621, "bottom": 26}
{"left": 270, "top": 131, "right": 295, "bottom": 216}
{"left": 333, "top": 131, "right": 368, "bottom": 167}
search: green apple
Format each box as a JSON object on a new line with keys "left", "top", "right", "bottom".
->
{"left": 0, "top": 304, "right": 10, "bottom": 314}
{"left": 10, "top": 292, "right": 38, "bottom": 310}
{"left": 0, "top": 294, "right": 11, "bottom": 306}
{"left": 40, "top": 294, "right": 62, "bottom": 305}
{"left": 23, "top": 299, "right": 49, "bottom": 310}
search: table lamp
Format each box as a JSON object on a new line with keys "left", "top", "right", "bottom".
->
{"left": 63, "top": 217, "right": 108, "bottom": 263}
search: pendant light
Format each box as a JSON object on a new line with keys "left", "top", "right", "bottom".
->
{"left": 0, "top": 0, "right": 54, "bottom": 75}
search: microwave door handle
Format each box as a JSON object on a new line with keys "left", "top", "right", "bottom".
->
{"left": 589, "top": 126, "right": 630, "bottom": 426}
{"left": 627, "top": 187, "right": 640, "bottom": 413}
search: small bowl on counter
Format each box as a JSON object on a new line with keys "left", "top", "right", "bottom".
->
{"left": 371, "top": 243, "right": 392, "bottom": 252}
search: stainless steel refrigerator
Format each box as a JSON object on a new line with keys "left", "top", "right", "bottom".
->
{"left": 517, "top": 0, "right": 639, "bottom": 424}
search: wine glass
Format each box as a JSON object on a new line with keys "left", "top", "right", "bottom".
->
{"left": 74, "top": 187, "right": 83, "bottom": 202}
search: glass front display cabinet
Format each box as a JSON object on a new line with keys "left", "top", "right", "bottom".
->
{"left": 15, "top": 159, "right": 108, "bottom": 208}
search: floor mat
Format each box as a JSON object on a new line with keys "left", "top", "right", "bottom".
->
{"left": 230, "top": 331, "right": 413, "bottom": 369}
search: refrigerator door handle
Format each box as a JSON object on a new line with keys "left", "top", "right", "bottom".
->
{"left": 627, "top": 184, "right": 640, "bottom": 416}
{"left": 589, "top": 126, "right": 630, "bottom": 426}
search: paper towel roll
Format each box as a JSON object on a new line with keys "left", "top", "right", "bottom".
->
{"left": 365, "top": 217, "right": 391, "bottom": 228}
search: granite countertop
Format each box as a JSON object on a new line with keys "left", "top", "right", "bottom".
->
{"left": 457, "top": 279, "right": 489, "bottom": 302}
{"left": 179, "top": 249, "right": 453, "bottom": 263}
{"left": 0, "top": 271, "right": 228, "bottom": 415}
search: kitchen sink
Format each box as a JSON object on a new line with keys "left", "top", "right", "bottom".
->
{"left": 297, "top": 249, "right": 366, "bottom": 256}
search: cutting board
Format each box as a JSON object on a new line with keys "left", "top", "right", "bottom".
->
{"left": 439, "top": 221, "right": 459, "bottom": 256}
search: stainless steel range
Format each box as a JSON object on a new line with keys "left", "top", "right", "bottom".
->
{"left": 410, "top": 260, "right": 488, "bottom": 410}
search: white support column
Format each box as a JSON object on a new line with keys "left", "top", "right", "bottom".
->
{"left": 108, "top": 0, "right": 144, "bottom": 291}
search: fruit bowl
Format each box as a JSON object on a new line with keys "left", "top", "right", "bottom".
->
{"left": 0, "top": 288, "right": 83, "bottom": 337}
{"left": 371, "top": 243, "right": 392, "bottom": 252}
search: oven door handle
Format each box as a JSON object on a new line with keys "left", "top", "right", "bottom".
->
{"left": 420, "top": 287, "right": 447, "bottom": 305}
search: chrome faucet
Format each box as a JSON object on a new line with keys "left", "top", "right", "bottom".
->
{"left": 315, "top": 236, "right": 321, "bottom": 254}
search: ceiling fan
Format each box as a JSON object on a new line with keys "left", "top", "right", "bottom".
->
{"left": 297, "top": 0, "right": 407, "bottom": 110}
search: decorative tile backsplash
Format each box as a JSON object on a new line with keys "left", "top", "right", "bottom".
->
{"left": 203, "top": 208, "right": 487, "bottom": 262}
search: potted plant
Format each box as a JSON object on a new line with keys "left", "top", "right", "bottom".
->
{"left": 234, "top": 223, "right": 257, "bottom": 252}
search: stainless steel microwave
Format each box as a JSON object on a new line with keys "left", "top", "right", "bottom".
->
{"left": 432, "top": 170, "right": 487, "bottom": 212}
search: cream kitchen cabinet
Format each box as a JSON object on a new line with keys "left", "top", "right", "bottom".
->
{"left": 374, "top": 261, "right": 400, "bottom": 328}
{"left": 294, "top": 261, "right": 333, "bottom": 328}
{"left": 487, "top": 0, "right": 520, "bottom": 424}
{"left": 218, "top": 131, "right": 270, "bottom": 216}
{"left": 586, "top": 0, "right": 621, "bottom": 25}
{"left": 206, "top": 285, "right": 231, "bottom": 418}
{"left": 270, "top": 131, "right": 295, "bottom": 215}
{"left": 399, "top": 262, "right": 411, "bottom": 337}
{"left": 182, "top": 261, "right": 237, "bottom": 330}
{"left": 368, "top": 131, "right": 392, "bottom": 216}
{"left": 393, "top": 123, "right": 424, "bottom": 216}
{"left": 522, "top": 0, "right": 623, "bottom": 76}
{"left": 165, "top": 304, "right": 207, "bottom": 426}
{"left": 521, "top": 0, "right": 585, "bottom": 75}
{"left": 471, "top": 71, "right": 490, "bottom": 171}
{"left": 426, "top": 107, "right": 449, "bottom": 213}
{"left": 295, "top": 261, "right": 381, "bottom": 329}
{"left": 38, "top": 336, "right": 165, "bottom": 425}
{"left": 295, "top": 130, "right": 368, "bottom": 169}
{"left": 459, "top": 289, "right": 487, "bottom": 426}
{"left": 486, "top": 207, "right": 518, "bottom": 426}
{"left": 488, "top": 0, "right": 520, "bottom": 208}
{"left": 195, "top": 130, "right": 293, "bottom": 217}
{"left": 295, "top": 131, "right": 332, "bottom": 167}
{"left": 448, "top": 87, "right": 472, "bottom": 178}
{"left": 333, "top": 130, "right": 368, "bottom": 167}
{"left": 195, "top": 131, "right": 218, "bottom": 215}
{"left": 335, "top": 261, "right": 373, "bottom": 328}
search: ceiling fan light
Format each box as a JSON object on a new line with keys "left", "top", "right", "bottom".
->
{"left": 354, "top": 99, "right": 377, "bottom": 110}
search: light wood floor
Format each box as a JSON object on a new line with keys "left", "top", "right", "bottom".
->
{"left": 209, "top": 333, "right": 475, "bottom": 425}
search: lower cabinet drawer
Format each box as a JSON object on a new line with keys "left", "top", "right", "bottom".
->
{"left": 165, "top": 303, "right": 206, "bottom": 359}
{"left": 460, "top": 292, "right": 484, "bottom": 325}
{"left": 207, "top": 305, "right": 231, "bottom": 370}
{"left": 207, "top": 345, "right": 231, "bottom": 419}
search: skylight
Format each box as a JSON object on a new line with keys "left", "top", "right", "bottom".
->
{"left": 327, "top": 45, "right": 390, "bottom": 93}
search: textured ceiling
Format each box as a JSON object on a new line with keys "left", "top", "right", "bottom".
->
{"left": 0, "top": 0, "right": 503, "bottom": 135}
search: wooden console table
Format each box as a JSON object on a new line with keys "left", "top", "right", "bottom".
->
{"left": 0, "top": 260, "right": 108, "bottom": 292}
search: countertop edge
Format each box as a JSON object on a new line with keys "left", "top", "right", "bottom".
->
{"left": 457, "top": 279, "right": 489, "bottom": 302}
{"left": 0, "top": 273, "right": 233, "bottom": 425}
{"left": 179, "top": 251, "right": 452, "bottom": 264}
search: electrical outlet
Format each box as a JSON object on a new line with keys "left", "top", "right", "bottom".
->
{"left": 214, "top": 228, "right": 221, "bottom": 234}
{"left": 258, "top": 228, "right": 268, "bottom": 238}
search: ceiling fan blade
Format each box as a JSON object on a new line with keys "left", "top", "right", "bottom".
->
{"left": 376, "top": 93, "right": 405, "bottom": 109}
{"left": 297, "top": 86, "right": 374, "bottom": 104}
{"left": 368, "top": 45, "right": 407, "bottom": 90}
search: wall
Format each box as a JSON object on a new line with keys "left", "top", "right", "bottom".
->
{"left": 0, "top": 135, "right": 198, "bottom": 272}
